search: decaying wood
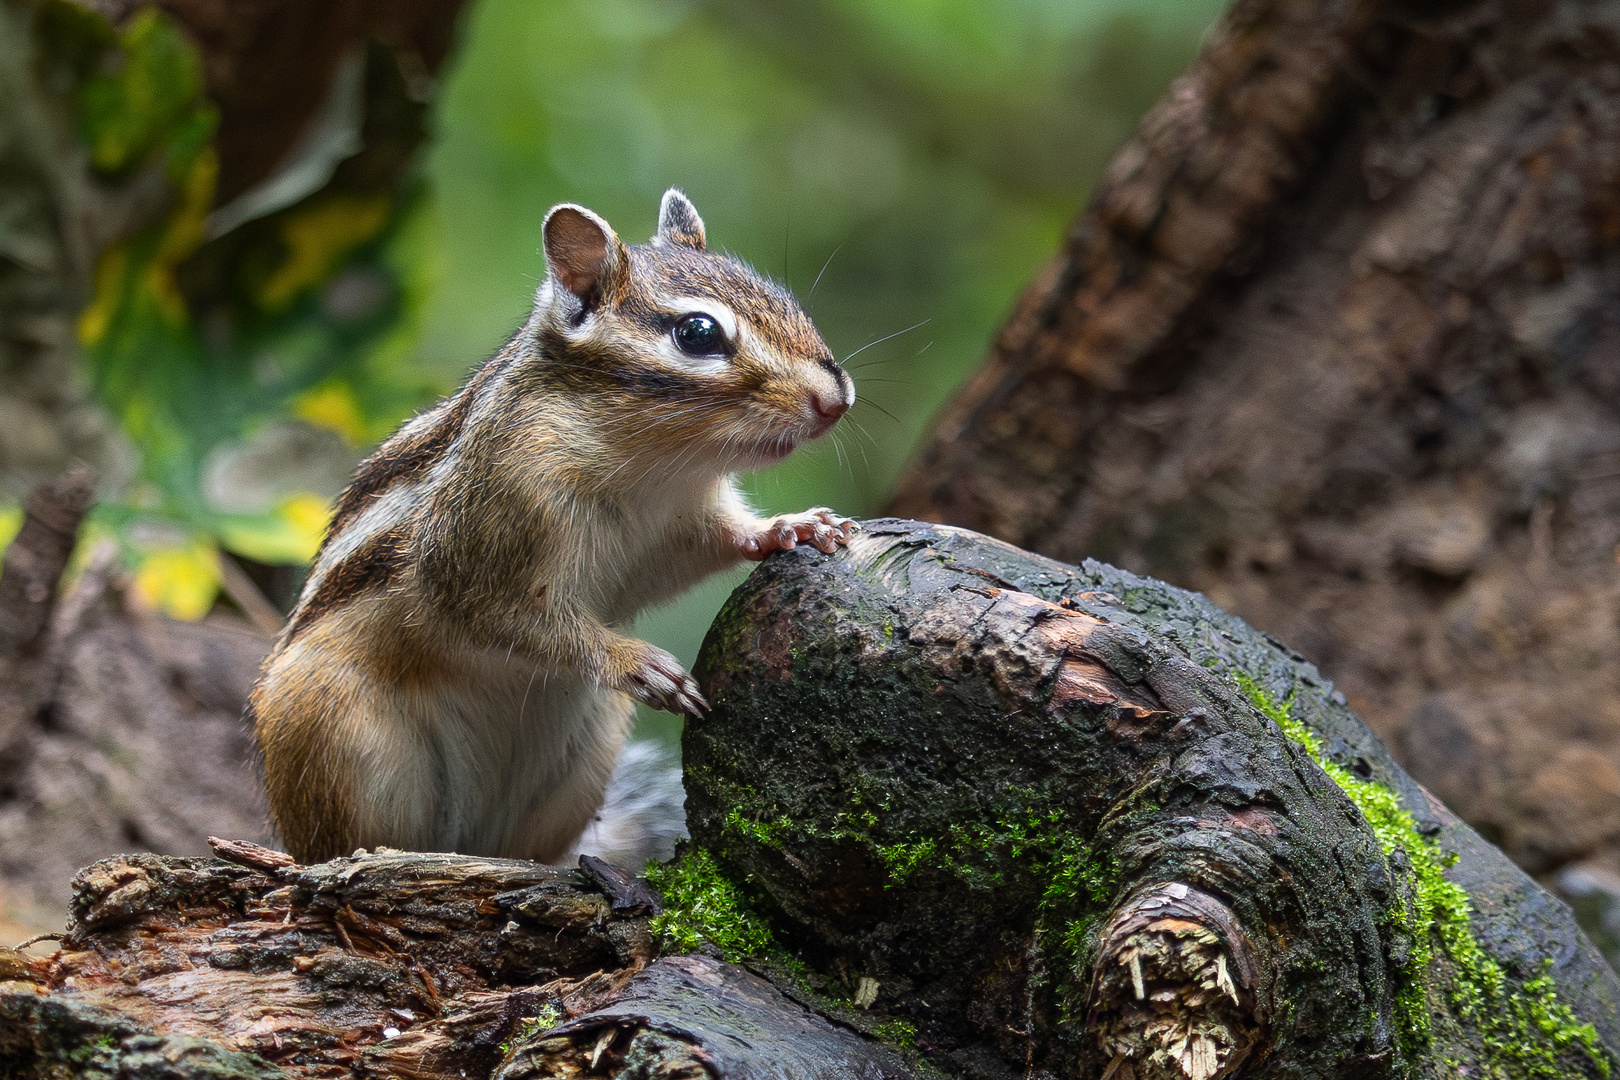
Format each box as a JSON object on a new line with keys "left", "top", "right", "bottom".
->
{"left": 497, "top": 955, "right": 916, "bottom": 1080}
{"left": 889, "top": 0, "right": 1620, "bottom": 879}
{"left": 1, "top": 840, "right": 652, "bottom": 1079}
{"left": 0, "top": 839, "right": 911, "bottom": 1079}
{"left": 685, "top": 520, "right": 1620, "bottom": 1078}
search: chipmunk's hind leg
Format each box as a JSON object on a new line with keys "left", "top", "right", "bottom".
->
{"left": 348, "top": 694, "right": 453, "bottom": 855}
{"left": 252, "top": 679, "right": 364, "bottom": 864}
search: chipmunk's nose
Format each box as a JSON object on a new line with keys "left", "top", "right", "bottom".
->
{"left": 812, "top": 359, "right": 854, "bottom": 424}
{"left": 812, "top": 390, "right": 849, "bottom": 422}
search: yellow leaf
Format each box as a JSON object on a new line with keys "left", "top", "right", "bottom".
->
{"left": 293, "top": 382, "right": 369, "bottom": 446}
{"left": 146, "top": 148, "right": 217, "bottom": 325}
{"left": 131, "top": 538, "right": 221, "bottom": 621}
{"left": 257, "top": 193, "right": 392, "bottom": 312}
{"left": 217, "top": 492, "right": 332, "bottom": 565}
{"left": 279, "top": 492, "right": 334, "bottom": 557}
{"left": 0, "top": 502, "right": 22, "bottom": 552}
{"left": 78, "top": 244, "right": 129, "bottom": 346}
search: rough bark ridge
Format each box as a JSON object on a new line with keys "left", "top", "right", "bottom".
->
{"left": 684, "top": 521, "right": 1620, "bottom": 1079}
{"left": 889, "top": 0, "right": 1620, "bottom": 879}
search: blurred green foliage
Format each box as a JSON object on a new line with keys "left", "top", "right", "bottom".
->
{"left": 28, "top": 3, "right": 439, "bottom": 611}
{"left": 412, "top": 0, "right": 1221, "bottom": 733}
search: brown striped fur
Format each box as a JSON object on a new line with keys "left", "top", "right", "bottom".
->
{"left": 283, "top": 522, "right": 411, "bottom": 644}
{"left": 251, "top": 190, "right": 856, "bottom": 863}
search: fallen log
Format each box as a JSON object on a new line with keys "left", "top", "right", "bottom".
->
{"left": 680, "top": 520, "right": 1620, "bottom": 1079}
{"left": 3, "top": 521, "right": 1617, "bottom": 1078}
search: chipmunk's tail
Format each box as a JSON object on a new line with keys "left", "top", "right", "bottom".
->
{"left": 566, "top": 739, "right": 687, "bottom": 870}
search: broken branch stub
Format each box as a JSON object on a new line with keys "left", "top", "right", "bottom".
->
{"left": 685, "top": 519, "right": 1620, "bottom": 1078}
{"left": 1090, "top": 884, "right": 1259, "bottom": 1080}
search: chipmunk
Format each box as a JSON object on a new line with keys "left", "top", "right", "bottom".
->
{"left": 250, "top": 189, "right": 856, "bottom": 865}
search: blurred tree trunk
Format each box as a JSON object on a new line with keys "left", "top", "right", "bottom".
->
{"left": 891, "top": 0, "right": 1620, "bottom": 879}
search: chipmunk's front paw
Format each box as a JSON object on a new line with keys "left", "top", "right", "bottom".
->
{"left": 623, "top": 645, "right": 709, "bottom": 716}
{"left": 738, "top": 508, "right": 859, "bottom": 560}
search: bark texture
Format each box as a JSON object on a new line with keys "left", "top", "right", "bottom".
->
{"left": 888, "top": 0, "right": 1620, "bottom": 879}
{"left": 0, "top": 841, "right": 914, "bottom": 1079}
{"left": 685, "top": 520, "right": 1620, "bottom": 1079}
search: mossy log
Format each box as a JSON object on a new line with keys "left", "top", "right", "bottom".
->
{"left": 679, "top": 520, "right": 1620, "bottom": 1079}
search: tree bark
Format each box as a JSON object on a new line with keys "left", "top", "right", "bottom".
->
{"left": 684, "top": 521, "right": 1620, "bottom": 1079}
{"left": 887, "top": 0, "right": 1620, "bottom": 879}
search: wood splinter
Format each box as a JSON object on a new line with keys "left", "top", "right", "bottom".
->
{"left": 1089, "top": 883, "right": 1260, "bottom": 1080}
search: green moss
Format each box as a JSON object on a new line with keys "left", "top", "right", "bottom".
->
{"left": 877, "top": 837, "right": 939, "bottom": 882}
{"left": 696, "top": 775, "right": 1121, "bottom": 1024}
{"left": 1235, "top": 673, "right": 1610, "bottom": 1077}
{"left": 498, "top": 1004, "right": 562, "bottom": 1055}
{"left": 644, "top": 847, "right": 776, "bottom": 960}
{"left": 722, "top": 807, "right": 801, "bottom": 850}
{"left": 873, "top": 1018, "right": 919, "bottom": 1047}
{"left": 874, "top": 805, "right": 1113, "bottom": 902}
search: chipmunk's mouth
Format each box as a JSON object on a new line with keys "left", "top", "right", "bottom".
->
{"left": 756, "top": 436, "right": 798, "bottom": 461}
{"left": 734, "top": 430, "right": 801, "bottom": 466}
{"left": 809, "top": 414, "right": 841, "bottom": 438}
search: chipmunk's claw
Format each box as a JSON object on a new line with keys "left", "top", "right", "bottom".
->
{"left": 741, "top": 509, "right": 859, "bottom": 560}
{"left": 625, "top": 646, "right": 708, "bottom": 715}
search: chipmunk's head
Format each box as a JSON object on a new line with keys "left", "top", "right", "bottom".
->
{"left": 531, "top": 189, "right": 853, "bottom": 472}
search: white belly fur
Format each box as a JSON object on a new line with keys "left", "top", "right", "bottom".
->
{"left": 348, "top": 650, "right": 634, "bottom": 860}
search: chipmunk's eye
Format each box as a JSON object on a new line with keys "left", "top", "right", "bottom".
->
{"left": 673, "top": 313, "right": 726, "bottom": 356}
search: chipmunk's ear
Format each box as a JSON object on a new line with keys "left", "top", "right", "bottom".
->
{"left": 543, "top": 204, "right": 627, "bottom": 303}
{"left": 654, "top": 188, "right": 706, "bottom": 251}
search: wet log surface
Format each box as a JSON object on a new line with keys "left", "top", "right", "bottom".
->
{"left": 684, "top": 520, "right": 1620, "bottom": 1079}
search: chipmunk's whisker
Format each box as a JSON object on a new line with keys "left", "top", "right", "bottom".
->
{"left": 810, "top": 243, "right": 843, "bottom": 297}
{"left": 842, "top": 319, "right": 930, "bottom": 366}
